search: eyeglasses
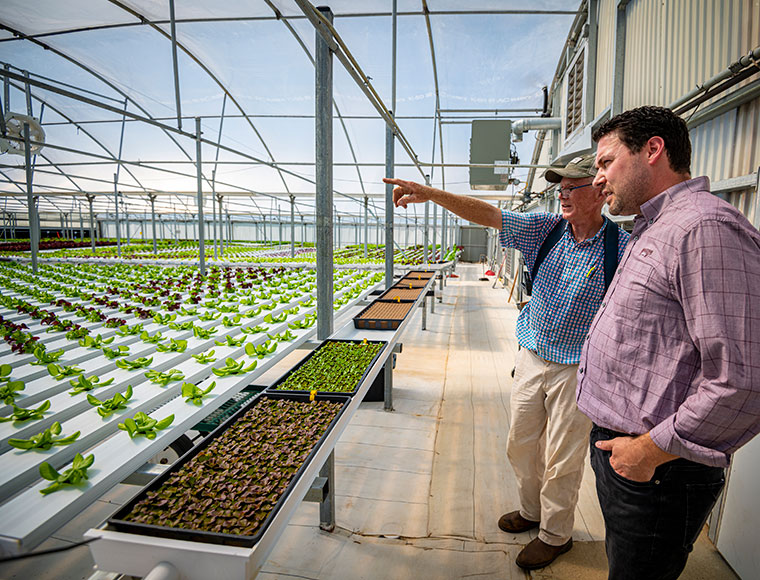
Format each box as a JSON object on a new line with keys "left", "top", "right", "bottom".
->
{"left": 557, "top": 183, "right": 593, "bottom": 196}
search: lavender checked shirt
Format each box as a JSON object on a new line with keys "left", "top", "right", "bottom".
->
{"left": 577, "top": 176, "right": 760, "bottom": 467}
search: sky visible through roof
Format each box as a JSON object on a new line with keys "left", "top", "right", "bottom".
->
{"left": 0, "top": 1, "right": 579, "bottom": 222}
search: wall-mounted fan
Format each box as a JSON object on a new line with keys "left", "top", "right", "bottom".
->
{"left": 0, "top": 113, "right": 46, "bottom": 156}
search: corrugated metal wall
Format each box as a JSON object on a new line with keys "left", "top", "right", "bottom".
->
{"left": 622, "top": 0, "right": 759, "bottom": 109}
{"left": 594, "top": 0, "right": 615, "bottom": 118}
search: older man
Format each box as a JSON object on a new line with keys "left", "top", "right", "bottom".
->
{"left": 384, "top": 154, "right": 628, "bottom": 570}
{"left": 580, "top": 105, "right": 760, "bottom": 579}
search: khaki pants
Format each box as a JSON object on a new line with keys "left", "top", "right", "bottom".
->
{"left": 507, "top": 348, "right": 591, "bottom": 546}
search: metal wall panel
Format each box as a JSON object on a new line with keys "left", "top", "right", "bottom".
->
{"left": 593, "top": 0, "right": 615, "bottom": 118}
{"left": 622, "top": 0, "right": 760, "bottom": 110}
{"left": 691, "top": 96, "right": 760, "bottom": 182}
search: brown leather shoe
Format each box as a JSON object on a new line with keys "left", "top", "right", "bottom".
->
{"left": 497, "top": 510, "right": 539, "bottom": 533}
{"left": 516, "top": 537, "right": 573, "bottom": 570}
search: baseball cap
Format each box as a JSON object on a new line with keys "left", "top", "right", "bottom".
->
{"left": 542, "top": 153, "right": 597, "bottom": 183}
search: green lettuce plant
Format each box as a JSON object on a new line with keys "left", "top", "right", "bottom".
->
{"left": 31, "top": 346, "right": 64, "bottom": 366}
{"left": 47, "top": 363, "right": 84, "bottom": 380}
{"left": 0, "top": 400, "right": 50, "bottom": 423}
{"left": 245, "top": 340, "right": 277, "bottom": 359}
{"left": 115, "top": 356, "right": 154, "bottom": 371}
{"left": 87, "top": 385, "right": 133, "bottom": 418}
{"left": 8, "top": 421, "right": 80, "bottom": 450}
{"left": 69, "top": 374, "right": 114, "bottom": 395}
{"left": 102, "top": 345, "right": 130, "bottom": 359}
{"left": 39, "top": 453, "right": 95, "bottom": 495}
{"left": 211, "top": 357, "right": 257, "bottom": 377}
{"left": 214, "top": 335, "right": 245, "bottom": 348}
{"left": 144, "top": 369, "right": 184, "bottom": 386}
{"left": 181, "top": 381, "right": 216, "bottom": 406}
{"left": 192, "top": 350, "right": 217, "bottom": 364}
{"left": 118, "top": 412, "right": 174, "bottom": 439}
{"left": 156, "top": 338, "right": 188, "bottom": 353}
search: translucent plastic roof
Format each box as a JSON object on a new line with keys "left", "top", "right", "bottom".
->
{"left": 0, "top": 1, "right": 580, "bottom": 219}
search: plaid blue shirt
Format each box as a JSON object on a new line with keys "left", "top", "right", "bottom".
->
{"left": 500, "top": 211, "right": 630, "bottom": 364}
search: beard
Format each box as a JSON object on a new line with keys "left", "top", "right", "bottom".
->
{"left": 605, "top": 161, "right": 651, "bottom": 215}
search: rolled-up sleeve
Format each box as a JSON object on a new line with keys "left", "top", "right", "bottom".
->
{"left": 649, "top": 219, "right": 760, "bottom": 467}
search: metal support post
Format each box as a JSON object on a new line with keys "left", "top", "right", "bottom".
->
{"left": 211, "top": 170, "right": 218, "bottom": 260}
{"left": 24, "top": 123, "right": 38, "bottom": 273}
{"left": 315, "top": 6, "right": 334, "bottom": 340}
{"left": 86, "top": 194, "right": 96, "bottom": 252}
{"left": 149, "top": 194, "right": 158, "bottom": 254}
{"left": 195, "top": 117, "right": 206, "bottom": 276}
{"left": 113, "top": 174, "right": 121, "bottom": 258}
{"left": 421, "top": 295, "right": 427, "bottom": 330}
{"left": 423, "top": 176, "right": 430, "bottom": 263}
{"left": 384, "top": 351, "right": 394, "bottom": 412}
{"left": 363, "top": 196, "right": 369, "bottom": 258}
{"left": 124, "top": 203, "right": 130, "bottom": 246}
{"left": 289, "top": 194, "right": 295, "bottom": 258}
{"left": 432, "top": 203, "right": 438, "bottom": 261}
{"left": 217, "top": 195, "right": 224, "bottom": 257}
{"left": 318, "top": 451, "right": 335, "bottom": 532}
{"left": 79, "top": 207, "right": 84, "bottom": 240}
{"left": 385, "top": 121, "right": 395, "bottom": 289}
{"left": 169, "top": 0, "right": 183, "bottom": 131}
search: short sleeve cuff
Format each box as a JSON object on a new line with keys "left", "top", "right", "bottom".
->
{"left": 498, "top": 211, "right": 511, "bottom": 248}
{"left": 650, "top": 416, "right": 730, "bottom": 468}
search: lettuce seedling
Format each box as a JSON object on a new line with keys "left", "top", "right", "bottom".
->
{"left": 31, "top": 346, "right": 64, "bottom": 366}
{"left": 192, "top": 350, "right": 217, "bottom": 364}
{"left": 211, "top": 357, "right": 257, "bottom": 377}
{"left": 240, "top": 324, "right": 269, "bottom": 335}
{"left": 263, "top": 312, "right": 287, "bottom": 324}
{"left": 221, "top": 316, "right": 242, "bottom": 328}
{"left": 8, "top": 421, "right": 80, "bottom": 450}
{"left": 87, "top": 385, "right": 133, "bottom": 418}
{"left": 198, "top": 311, "right": 220, "bottom": 322}
{"left": 140, "top": 330, "right": 164, "bottom": 344}
{"left": 144, "top": 369, "right": 185, "bottom": 386}
{"left": 168, "top": 321, "right": 195, "bottom": 331}
{"left": 268, "top": 330, "right": 297, "bottom": 342}
{"left": 39, "top": 453, "right": 94, "bottom": 494}
{"left": 47, "top": 363, "right": 84, "bottom": 380}
{"left": 118, "top": 412, "right": 174, "bottom": 439}
{"left": 0, "top": 400, "right": 50, "bottom": 423}
{"left": 152, "top": 312, "right": 177, "bottom": 325}
{"left": 192, "top": 326, "right": 217, "bottom": 339}
{"left": 79, "top": 334, "right": 114, "bottom": 349}
{"left": 0, "top": 364, "right": 25, "bottom": 403}
{"left": 115, "top": 356, "right": 154, "bottom": 371}
{"left": 102, "top": 345, "right": 130, "bottom": 359}
{"left": 116, "top": 323, "right": 144, "bottom": 337}
{"left": 155, "top": 338, "right": 188, "bottom": 353}
{"left": 181, "top": 381, "right": 216, "bottom": 406}
{"left": 245, "top": 340, "right": 278, "bottom": 359}
{"left": 214, "top": 335, "right": 246, "bottom": 348}
{"left": 69, "top": 374, "right": 114, "bottom": 395}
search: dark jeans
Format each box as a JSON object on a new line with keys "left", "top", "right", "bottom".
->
{"left": 590, "top": 425, "right": 725, "bottom": 580}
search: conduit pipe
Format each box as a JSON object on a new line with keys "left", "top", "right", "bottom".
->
{"left": 512, "top": 118, "right": 562, "bottom": 142}
{"left": 669, "top": 46, "right": 760, "bottom": 112}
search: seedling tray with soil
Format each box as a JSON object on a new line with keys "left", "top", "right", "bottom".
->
{"left": 353, "top": 301, "right": 415, "bottom": 330}
{"left": 268, "top": 339, "right": 386, "bottom": 396}
{"left": 108, "top": 392, "right": 348, "bottom": 548}
{"left": 377, "top": 287, "right": 423, "bottom": 301}
{"left": 392, "top": 278, "right": 428, "bottom": 289}
{"left": 402, "top": 271, "right": 435, "bottom": 280}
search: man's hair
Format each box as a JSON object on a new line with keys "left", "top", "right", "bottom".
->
{"left": 592, "top": 106, "right": 691, "bottom": 174}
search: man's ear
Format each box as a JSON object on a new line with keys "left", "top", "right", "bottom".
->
{"left": 645, "top": 136, "right": 667, "bottom": 166}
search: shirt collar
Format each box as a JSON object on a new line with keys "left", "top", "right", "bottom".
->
{"left": 639, "top": 176, "right": 711, "bottom": 223}
{"left": 566, "top": 218, "right": 607, "bottom": 246}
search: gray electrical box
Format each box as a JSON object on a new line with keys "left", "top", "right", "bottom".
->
{"left": 469, "top": 120, "right": 511, "bottom": 191}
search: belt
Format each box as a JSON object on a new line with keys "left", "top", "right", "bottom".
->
{"left": 592, "top": 423, "right": 635, "bottom": 438}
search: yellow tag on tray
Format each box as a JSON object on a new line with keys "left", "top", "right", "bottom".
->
{"left": 408, "top": 283, "right": 412, "bottom": 289}
{"left": 396, "top": 297, "right": 401, "bottom": 303}
{"left": 362, "top": 338, "right": 367, "bottom": 345}
{"left": 310, "top": 389, "right": 317, "bottom": 402}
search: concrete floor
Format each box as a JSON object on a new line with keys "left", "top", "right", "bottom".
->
{"left": 0, "top": 264, "right": 740, "bottom": 580}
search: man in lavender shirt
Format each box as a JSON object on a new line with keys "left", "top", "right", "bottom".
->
{"left": 577, "top": 105, "right": 760, "bottom": 579}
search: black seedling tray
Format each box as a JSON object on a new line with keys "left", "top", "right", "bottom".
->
{"left": 376, "top": 287, "right": 421, "bottom": 302}
{"left": 267, "top": 338, "right": 388, "bottom": 396}
{"left": 402, "top": 270, "right": 435, "bottom": 280}
{"left": 352, "top": 300, "right": 414, "bottom": 330}
{"left": 192, "top": 384, "right": 267, "bottom": 434}
{"left": 107, "top": 391, "right": 350, "bottom": 548}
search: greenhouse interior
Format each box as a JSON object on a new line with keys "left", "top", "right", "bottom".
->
{"left": 0, "top": 1, "right": 759, "bottom": 579}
